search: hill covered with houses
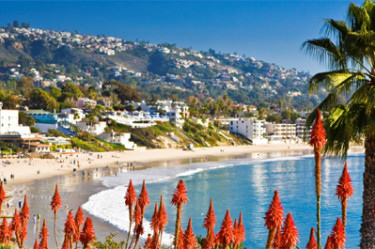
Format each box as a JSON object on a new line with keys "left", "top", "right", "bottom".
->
{"left": 0, "top": 23, "right": 317, "bottom": 110}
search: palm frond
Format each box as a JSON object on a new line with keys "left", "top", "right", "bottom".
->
{"left": 308, "top": 70, "right": 365, "bottom": 94}
{"left": 348, "top": 2, "right": 370, "bottom": 33}
{"left": 302, "top": 38, "right": 346, "bottom": 69}
{"left": 322, "top": 19, "right": 350, "bottom": 38}
{"left": 324, "top": 105, "right": 352, "bottom": 158}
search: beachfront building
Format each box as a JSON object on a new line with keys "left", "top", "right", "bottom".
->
{"left": 0, "top": 104, "right": 31, "bottom": 136}
{"left": 97, "top": 131, "right": 136, "bottom": 150}
{"left": 21, "top": 142, "right": 50, "bottom": 153}
{"left": 229, "top": 118, "right": 268, "bottom": 144}
{"left": 76, "top": 121, "right": 107, "bottom": 136}
{"left": 265, "top": 123, "right": 297, "bottom": 142}
{"left": 295, "top": 118, "right": 310, "bottom": 141}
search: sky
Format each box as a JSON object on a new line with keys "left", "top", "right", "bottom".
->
{"left": 0, "top": 0, "right": 364, "bottom": 74}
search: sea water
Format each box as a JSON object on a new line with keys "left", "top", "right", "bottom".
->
{"left": 83, "top": 154, "right": 364, "bottom": 248}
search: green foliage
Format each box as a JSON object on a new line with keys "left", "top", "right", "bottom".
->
{"left": 16, "top": 76, "right": 34, "bottom": 97}
{"left": 48, "top": 129, "right": 66, "bottom": 138}
{"left": 29, "top": 88, "right": 59, "bottom": 111}
{"left": 61, "top": 82, "right": 83, "bottom": 101}
{"left": 92, "top": 233, "right": 125, "bottom": 249}
{"left": 103, "top": 80, "right": 140, "bottom": 103}
{"left": 30, "top": 127, "right": 40, "bottom": 133}
{"left": 147, "top": 50, "right": 175, "bottom": 76}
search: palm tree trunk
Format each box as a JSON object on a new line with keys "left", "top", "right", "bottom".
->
{"left": 360, "top": 134, "right": 375, "bottom": 248}
{"left": 265, "top": 227, "right": 276, "bottom": 249}
{"left": 314, "top": 147, "right": 322, "bottom": 249}
{"left": 174, "top": 204, "right": 182, "bottom": 249}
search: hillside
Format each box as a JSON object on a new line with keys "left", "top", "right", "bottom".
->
{"left": 0, "top": 25, "right": 317, "bottom": 109}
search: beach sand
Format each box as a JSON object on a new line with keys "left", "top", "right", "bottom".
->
{"left": 0, "top": 144, "right": 313, "bottom": 185}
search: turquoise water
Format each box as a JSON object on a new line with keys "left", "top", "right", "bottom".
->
{"left": 141, "top": 155, "right": 364, "bottom": 248}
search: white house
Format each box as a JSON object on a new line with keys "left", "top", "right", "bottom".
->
{"left": 0, "top": 103, "right": 31, "bottom": 136}
{"left": 76, "top": 121, "right": 107, "bottom": 136}
{"left": 229, "top": 118, "right": 267, "bottom": 144}
{"left": 97, "top": 131, "right": 136, "bottom": 150}
{"left": 60, "top": 108, "right": 85, "bottom": 124}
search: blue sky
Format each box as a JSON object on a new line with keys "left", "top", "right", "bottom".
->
{"left": 0, "top": 0, "right": 363, "bottom": 74}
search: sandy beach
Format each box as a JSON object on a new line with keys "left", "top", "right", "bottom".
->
{"left": 0, "top": 143, "right": 314, "bottom": 186}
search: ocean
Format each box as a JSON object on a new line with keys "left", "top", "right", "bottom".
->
{"left": 82, "top": 153, "right": 364, "bottom": 248}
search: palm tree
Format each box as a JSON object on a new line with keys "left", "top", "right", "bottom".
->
{"left": 303, "top": 1, "right": 375, "bottom": 248}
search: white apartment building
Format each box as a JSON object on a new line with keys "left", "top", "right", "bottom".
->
{"left": 0, "top": 103, "right": 31, "bottom": 136}
{"left": 229, "top": 118, "right": 267, "bottom": 144}
{"left": 295, "top": 118, "right": 310, "bottom": 140}
{"left": 265, "top": 123, "right": 296, "bottom": 140}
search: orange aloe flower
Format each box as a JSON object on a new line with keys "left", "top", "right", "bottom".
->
{"left": 125, "top": 179, "right": 137, "bottom": 207}
{"left": 33, "top": 238, "right": 39, "bottom": 249}
{"left": 173, "top": 222, "right": 185, "bottom": 249}
{"left": 336, "top": 162, "right": 354, "bottom": 227}
{"left": 138, "top": 180, "right": 150, "bottom": 215}
{"left": 50, "top": 184, "right": 62, "bottom": 213}
{"left": 150, "top": 202, "right": 160, "bottom": 233}
{"left": 264, "top": 190, "right": 284, "bottom": 249}
{"left": 39, "top": 219, "right": 49, "bottom": 249}
{"left": 10, "top": 209, "right": 21, "bottom": 234}
{"left": 75, "top": 206, "right": 85, "bottom": 228}
{"left": 0, "top": 217, "right": 10, "bottom": 245}
{"left": 336, "top": 163, "right": 354, "bottom": 200}
{"left": 309, "top": 109, "right": 326, "bottom": 149}
{"left": 171, "top": 179, "right": 189, "bottom": 206}
{"left": 61, "top": 236, "right": 70, "bottom": 249}
{"left": 330, "top": 217, "right": 345, "bottom": 249}
{"left": 0, "top": 182, "right": 5, "bottom": 215}
{"left": 306, "top": 228, "right": 317, "bottom": 249}
{"left": 264, "top": 190, "right": 284, "bottom": 230}
{"left": 144, "top": 233, "right": 152, "bottom": 248}
{"left": 19, "top": 222, "right": 27, "bottom": 247}
{"left": 234, "top": 212, "right": 245, "bottom": 248}
{"left": 134, "top": 200, "right": 142, "bottom": 226}
{"left": 20, "top": 195, "right": 30, "bottom": 222}
{"left": 80, "top": 217, "right": 95, "bottom": 249}
{"left": 204, "top": 198, "right": 216, "bottom": 230}
{"left": 324, "top": 235, "right": 333, "bottom": 249}
{"left": 184, "top": 217, "right": 197, "bottom": 249}
{"left": 217, "top": 209, "right": 234, "bottom": 248}
{"left": 64, "top": 210, "right": 77, "bottom": 247}
{"left": 281, "top": 213, "right": 299, "bottom": 249}
{"left": 159, "top": 196, "right": 168, "bottom": 231}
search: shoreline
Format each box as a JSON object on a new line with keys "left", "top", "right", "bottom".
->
{"left": 2, "top": 143, "right": 316, "bottom": 186}
{"left": 4, "top": 144, "right": 364, "bottom": 247}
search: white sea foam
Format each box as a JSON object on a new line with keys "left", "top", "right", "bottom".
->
{"left": 82, "top": 154, "right": 312, "bottom": 242}
{"left": 82, "top": 186, "right": 174, "bottom": 245}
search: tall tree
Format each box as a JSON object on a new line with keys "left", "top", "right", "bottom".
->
{"left": 16, "top": 76, "right": 34, "bottom": 98}
{"left": 303, "top": 1, "right": 375, "bottom": 247}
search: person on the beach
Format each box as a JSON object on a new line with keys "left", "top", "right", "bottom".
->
{"left": 33, "top": 214, "right": 37, "bottom": 223}
{"left": 37, "top": 213, "right": 41, "bottom": 222}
